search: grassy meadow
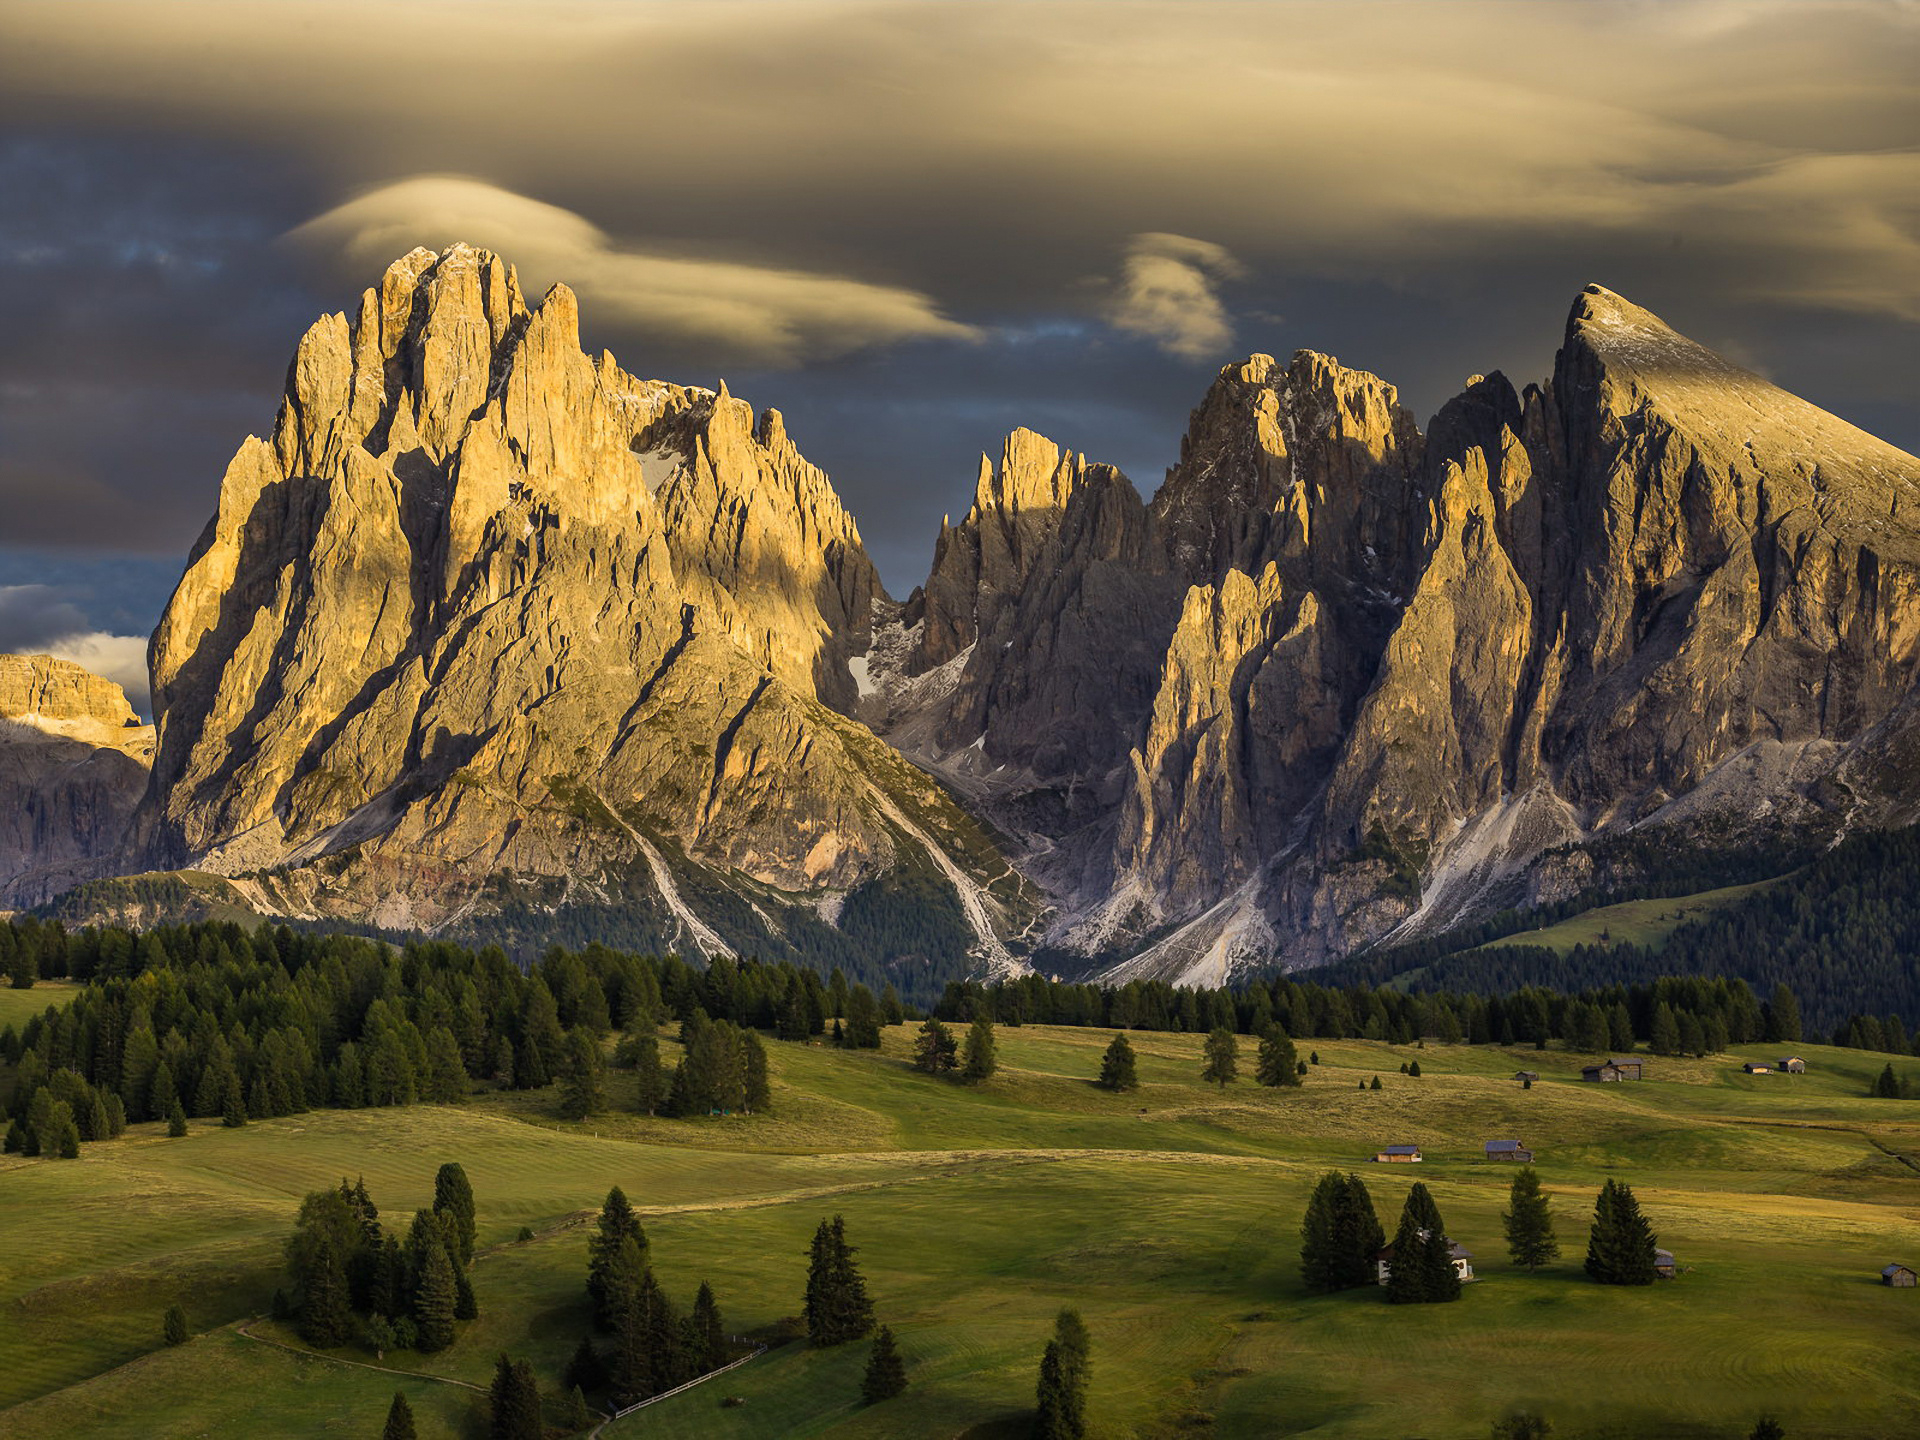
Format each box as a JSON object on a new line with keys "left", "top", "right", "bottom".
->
{"left": 1480, "top": 879, "right": 1781, "bottom": 954}
{"left": 3, "top": 1017, "right": 1919, "bottom": 1439}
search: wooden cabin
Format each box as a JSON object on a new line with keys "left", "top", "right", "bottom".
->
{"left": 1883, "top": 1264, "right": 1917, "bottom": 1287}
{"left": 1484, "top": 1139, "right": 1534, "bottom": 1162}
{"left": 1777, "top": 1056, "right": 1806, "bottom": 1074}
{"left": 1513, "top": 1070, "right": 1540, "bottom": 1083}
{"left": 1377, "top": 1236, "right": 1475, "bottom": 1285}
{"left": 1654, "top": 1248, "right": 1677, "bottom": 1279}
{"left": 1582, "top": 1061, "right": 1629, "bottom": 1082}
{"left": 1743, "top": 1061, "right": 1773, "bottom": 1074}
{"left": 1373, "top": 1144, "right": 1422, "bottom": 1163}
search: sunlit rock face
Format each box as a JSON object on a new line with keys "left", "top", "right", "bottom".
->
{"left": 0, "top": 654, "right": 153, "bottom": 906}
{"left": 882, "top": 286, "right": 1920, "bottom": 982}
{"left": 136, "top": 244, "right": 1032, "bottom": 963}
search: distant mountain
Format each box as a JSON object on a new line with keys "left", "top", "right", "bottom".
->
{"left": 22, "top": 254, "right": 1920, "bottom": 997}
{"left": 0, "top": 654, "right": 152, "bottom": 906}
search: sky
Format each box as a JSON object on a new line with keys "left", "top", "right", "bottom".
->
{"left": 1, "top": 0, "right": 1916, "bottom": 715}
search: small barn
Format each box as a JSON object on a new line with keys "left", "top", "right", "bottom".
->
{"left": 1484, "top": 1139, "right": 1534, "bottom": 1162}
{"left": 1374, "top": 1144, "right": 1422, "bottom": 1163}
{"left": 1513, "top": 1070, "right": 1540, "bottom": 1083}
{"left": 1582, "top": 1061, "right": 1629, "bottom": 1083}
{"left": 1655, "top": 1248, "right": 1677, "bottom": 1279}
{"left": 1609, "top": 1057, "right": 1645, "bottom": 1079}
{"left": 1743, "top": 1062, "right": 1773, "bottom": 1074}
{"left": 1883, "top": 1264, "right": 1917, "bottom": 1287}
{"left": 1777, "top": 1056, "right": 1806, "bottom": 1074}
{"left": 1377, "top": 1236, "right": 1475, "bottom": 1285}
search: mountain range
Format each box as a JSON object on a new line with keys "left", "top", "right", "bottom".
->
{"left": 8, "top": 244, "right": 1919, "bottom": 997}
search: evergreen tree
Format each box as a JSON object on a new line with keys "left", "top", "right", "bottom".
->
{"left": 299, "top": 1235, "right": 352, "bottom": 1348}
{"left": 1053, "top": 1307, "right": 1090, "bottom": 1396}
{"left": 1385, "top": 1182, "right": 1459, "bottom": 1304}
{"left": 1096, "top": 1034, "right": 1138, "bottom": 1092}
{"left": 1873, "top": 1062, "right": 1901, "bottom": 1098}
{"left": 163, "top": 1304, "right": 188, "bottom": 1346}
{"left": 880, "top": 984, "right": 905, "bottom": 1026}
{"left": 1369, "top": 1075, "right": 1383, "bottom": 1091}
{"left": 860, "top": 1324, "right": 907, "bottom": 1404}
{"left": 1765, "top": 984, "right": 1802, "bottom": 1044}
{"left": 424, "top": 1028, "right": 467, "bottom": 1104}
{"left": 912, "top": 1017, "right": 958, "bottom": 1075}
{"left": 1650, "top": 1002, "right": 1681, "bottom": 1057}
{"left": 1492, "top": 1411, "right": 1554, "bottom": 1440}
{"left": 167, "top": 1099, "right": 188, "bottom": 1138}
{"left": 741, "top": 1028, "right": 772, "bottom": 1113}
{"left": 564, "top": 1334, "right": 607, "bottom": 1395}
{"left": 1255, "top": 1027, "right": 1301, "bottom": 1086}
{"left": 382, "top": 1392, "right": 417, "bottom": 1440}
{"left": 845, "top": 986, "right": 883, "bottom": 1048}
{"left": 1584, "top": 1178, "right": 1658, "bottom": 1285}
{"left": 961, "top": 1016, "right": 997, "bottom": 1083}
{"left": 803, "top": 1215, "right": 874, "bottom": 1345}
{"left": 1502, "top": 1166, "right": 1559, "bottom": 1271}
{"left": 558, "top": 1027, "right": 606, "bottom": 1120}
{"left": 433, "top": 1162, "right": 477, "bottom": 1266}
{"left": 692, "top": 1281, "right": 726, "bottom": 1371}
{"left": 1201, "top": 1027, "right": 1239, "bottom": 1089}
{"left": 414, "top": 1239, "right": 458, "bottom": 1352}
{"left": 1033, "top": 1338, "right": 1084, "bottom": 1440}
{"left": 1301, "top": 1171, "right": 1386, "bottom": 1292}
{"left": 489, "top": 1354, "right": 543, "bottom": 1440}
{"left": 557, "top": 1385, "right": 594, "bottom": 1433}
{"left": 222, "top": 1072, "right": 248, "bottom": 1128}
{"left": 630, "top": 1034, "right": 669, "bottom": 1115}
{"left": 587, "top": 1188, "right": 648, "bottom": 1331}
{"left": 1749, "top": 1418, "right": 1785, "bottom": 1440}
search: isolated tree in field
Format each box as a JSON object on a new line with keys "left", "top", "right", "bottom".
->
{"left": 558, "top": 1027, "right": 606, "bottom": 1119}
{"left": 1053, "top": 1307, "right": 1090, "bottom": 1395}
{"left": 692, "top": 1281, "right": 726, "bottom": 1370}
{"left": 913, "top": 1016, "right": 958, "bottom": 1075}
{"left": 1873, "top": 1062, "right": 1904, "bottom": 1098}
{"left": 861, "top": 1324, "right": 908, "bottom": 1404}
{"left": 167, "top": 1099, "right": 188, "bottom": 1138}
{"left": 1202, "top": 1027, "right": 1239, "bottom": 1089}
{"left": 961, "top": 1016, "right": 998, "bottom": 1083}
{"left": 1255, "top": 1027, "right": 1301, "bottom": 1087}
{"left": 1385, "top": 1182, "right": 1460, "bottom": 1304}
{"left": 588, "top": 1187, "right": 648, "bottom": 1331}
{"left": 489, "top": 1354, "right": 543, "bottom": 1440}
{"left": 382, "top": 1392, "right": 417, "bottom": 1440}
{"left": 433, "top": 1163, "right": 476, "bottom": 1266}
{"left": 1748, "top": 1417, "right": 1785, "bottom": 1440}
{"left": 413, "top": 1238, "right": 458, "bottom": 1352}
{"left": 163, "top": 1304, "right": 188, "bottom": 1346}
{"left": 1300, "top": 1171, "right": 1386, "bottom": 1293}
{"left": 1584, "top": 1178, "right": 1658, "bottom": 1285}
{"left": 1097, "top": 1034, "right": 1138, "bottom": 1092}
{"left": 1033, "top": 1337, "right": 1085, "bottom": 1440}
{"left": 1492, "top": 1410, "right": 1553, "bottom": 1439}
{"left": 1502, "top": 1166, "right": 1559, "bottom": 1271}
{"left": 803, "top": 1215, "right": 874, "bottom": 1346}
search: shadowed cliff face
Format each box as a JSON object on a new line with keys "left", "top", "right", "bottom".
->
{"left": 133, "top": 244, "right": 1032, "bottom": 962}
{"left": 882, "top": 285, "right": 1920, "bottom": 982}
{"left": 0, "top": 654, "right": 152, "bottom": 906}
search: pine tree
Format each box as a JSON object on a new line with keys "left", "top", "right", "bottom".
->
{"left": 1201, "top": 1027, "right": 1239, "bottom": 1089}
{"left": 489, "top": 1354, "right": 543, "bottom": 1440}
{"left": 1369, "top": 1074, "right": 1383, "bottom": 1091}
{"left": 860, "top": 1324, "right": 908, "bottom": 1404}
{"left": 1584, "top": 1178, "right": 1658, "bottom": 1285}
{"left": 167, "top": 1099, "right": 188, "bottom": 1138}
{"left": 222, "top": 1071, "right": 247, "bottom": 1128}
{"left": 803, "top": 1215, "right": 874, "bottom": 1345}
{"left": 414, "top": 1238, "right": 458, "bottom": 1352}
{"left": 912, "top": 1017, "right": 958, "bottom": 1075}
{"left": 961, "top": 1016, "right": 997, "bottom": 1083}
{"left": 564, "top": 1335, "right": 607, "bottom": 1394}
{"left": 433, "top": 1162, "right": 477, "bottom": 1265}
{"left": 1384, "top": 1184, "right": 1443, "bottom": 1304}
{"left": 1874, "top": 1062, "right": 1900, "bottom": 1098}
{"left": 558, "top": 1028, "right": 606, "bottom": 1119}
{"left": 1097, "top": 1034, "right": 1138, "bottom": 1092}
{"left": 1033, "top": 1337, "right": 1084, "bottom": 1440}
{"left": 163, "top": 1303, "right": 188, "bottom": 1346}
{"left": 1053, "top": 1307, "right": 1090, "bottom": 1396}
{"left": 1298, "top": 1171, "right": 1344, "bottom": 1292}
{"left": 587, "top": 1188, "right": 648, "bottom": 1331}
{"left": 300, "top": 1235, "right": 352, "bottom": 1348}
{"left": 557, "top": 1385, "right": 594, "bottom": 1433}
{"left": 631, "top": 1034, "right": 669, "bottom": 1115}
{"left": 1765, "top": 983, "right": 1802, "bottom": 1043}
{"left": 880, "top": 984, "right": 905, "bottom": 1026}
{"left": 1255, "top": 1027, "right": 1300, "bottom": 1086}
{"left": 692, "top": 1281, "right": 726, "bottom": 1370}
{"left": 846, "top": 986, "right": 883, "bottom": 1048}
{"left": 1650, "top": 1002, "right": 1681, "bottom": 1056}
{"left": 1492, "top": 1410, "right": 1554, "bottom": 1440}
{"left": 741, "top": 1028, "right": 772, "bottom": 1113}
{"left": 1502, "top": 1166, "right": 1559, "bottom": 1271}
{"left": 1330, "top": 1173, "right": 1386, "bottom": 1290}
{"left": 382, "top": 1392, "right": 417, "bottom": 1440}
{"left": 1749, "top": 1418, "right": 1785, "bottom": 1440}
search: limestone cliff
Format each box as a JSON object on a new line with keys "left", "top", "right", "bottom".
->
{"left": 0, "top": 655, "right": 153, "bottom": 906}
{"left": 133, "top": 244, "right": 1035, "bottom": 970}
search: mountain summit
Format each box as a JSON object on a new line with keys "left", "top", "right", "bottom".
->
{"left": 20, "top": 257, "right": 1920, "bottom": 995}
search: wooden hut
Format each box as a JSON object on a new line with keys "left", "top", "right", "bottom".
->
{"left": 1373, "top": 1144, "right": 1422, "bottom": 1163}
{"left": 1654, "top": 1248, "right": 1677, "bottom": 1279}
{"left": 1377, "top": 1237, "right": 1475, "bottom": 1285}
{"left": 1513, "top": 1070, "right": 1540, "bottom": 1083}
{"left": 1742, "top": 1061, "right": 1773, "bottom": 1074}
{"left": 1777, "top": 1056, "right": 1806, "bottom": 1074}
{"left": 1883, "top": 1264, "right": 1917, "bottom": 1287}
{"left": 1484, "top": 1139, "right": 1534, "bottom": 1162}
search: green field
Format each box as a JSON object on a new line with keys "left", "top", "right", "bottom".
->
{"left": 1481, "top": 879, "right": 1781, "bottom": 953}
{"left": 4, "top": 1023, "right": 1919, "bottom": 1439}
{"left": 0, "top": 979, "right": 77, "bottom": 1030}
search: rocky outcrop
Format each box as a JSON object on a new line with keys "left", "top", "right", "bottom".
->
{"left": 0, "top": 655, "right": 153, "bottom": 905}
{"left": 133, "top": 244, "right": 1035, "bottom": 967}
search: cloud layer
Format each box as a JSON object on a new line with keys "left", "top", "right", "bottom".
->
{"left": 287, "top": 176, "right": 977, "bottom": 366}
{"left": 0, "top": 584, "right": 150, "bottom": 714}
{"left": 1106, "top": 234, "right": 1244, "bottom": 359}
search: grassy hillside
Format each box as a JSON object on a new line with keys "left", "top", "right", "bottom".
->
{"left": 5, "top": 1025, "right": 1920, "bottom": 1438}
{"left": 1481, "top": 879, "right": 1778, "bottom": 954}
{"left": 0, "top": 979, "right": 76, "bottom": 1030}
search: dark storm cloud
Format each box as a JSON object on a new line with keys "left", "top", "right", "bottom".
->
{"left": 0, "top": 0, "right": 1914, "bottom": 606}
